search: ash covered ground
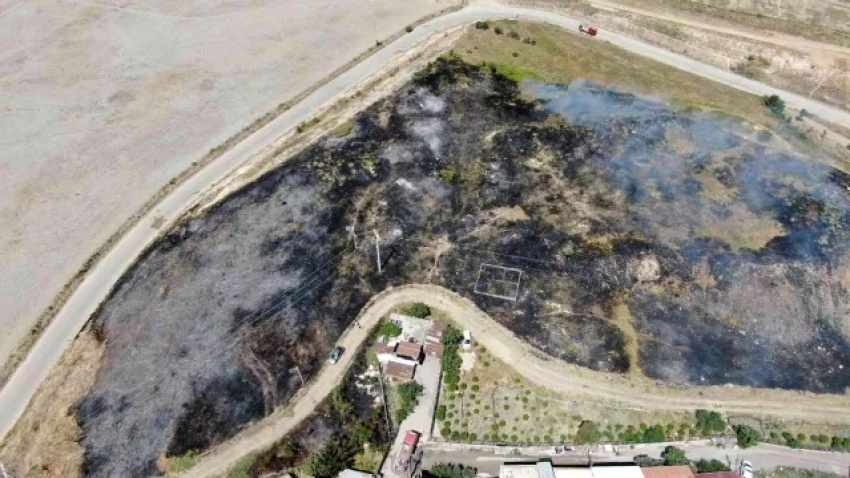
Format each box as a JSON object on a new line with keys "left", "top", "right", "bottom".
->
{"left": 77, "top": 56, "right": 850, "bottom": 475}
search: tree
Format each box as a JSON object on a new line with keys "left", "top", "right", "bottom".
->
{"left": 396, "top": 381, "right": 424, "bottom": 422}
{"left": 643, "top": 425, "right": 666, "bottom": 443}
{"left": 436, "top": 405, "right": 447, "bottom": 421}
{"left": 695, "top": 409, "right": 726, "bottom": 433}
{"left": 762, "top": 94, "right": 786, "bottom": 118}
{"left": 406, "top": 302, "right": 430, "bottom": 318}
{"left": 575, "top": 421, "right": 603, "bottom": 444}
{"left": 661, "top": 446, "right": 689, "bottom": 465}
{"left": 693, "top": 459, "right": 730, "bottom": 473}
{"left": 378, "top": 321, "right": 402, "bottom": 338}
{"left": 734, "top": 425, "right": 761, "bottom": 449}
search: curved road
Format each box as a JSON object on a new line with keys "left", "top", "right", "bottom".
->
{"left": 183, "top": 284, "right": 850, "bottom": 477}
{"left": 2, "top": 1, "right": 850, "bottom": 443}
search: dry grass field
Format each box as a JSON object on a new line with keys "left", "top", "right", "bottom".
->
{"left": 0, "top": 0, "right": 457, "bottom": 370}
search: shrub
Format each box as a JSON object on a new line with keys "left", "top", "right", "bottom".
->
{"left": 695, "top": 410, "right": 726, "bottom": 432}
{"left": 405, "top": 25, "right": 413, "bottom": 33}
{"left": 661, "top": 446, "right": 688, "bottom": 465}
{"left": 406, "top": 302, "right": 431, "bottom": 318}
{"left": 436, "top": 405, "right": 447, "bottom": 421}
{"left": 494, "top": 26, "right": 503, "bottom": 35}
{"left": 512, "top": 52, "right": 518, "bottom": 58}
{"left": 504, "top": 404, "right": 510, "bottom": 410}
{"left": 575, "top": 421, "right": 603, "bottom": 444}
{"left": 378, "top": 321, "right": 402, "bottom": 338}
{"left": 471, "top": 384, "right": 479, "bottom": 392}
{"left": 734, "top": 425, "right": 761, "bottom": 449}
{"left": 437, "top": 169, "right": 457, "bottom": 182}
{"left": 469, "top": 433, "right": 478, "bottom": 441}
{"left": 763, "top": 94, "right": 786, "bottom": 118}
{"left": 511, "top": 434, "right": 519, "bottom": 442}
{"left": 643, "top": 425, "right": 666, "bottom": 443}
{"left": 441, "top": 324, "right": 463, "bottom": 386}
{"left": 818, "top": 434, "right": 829, "bottom": 443}
{"left": 396, "top": 381, "right": 424, "bottom": 423}
{"left": 474, "top": 20, "right": 490, "bottom": 30}
{"left": 523, "top": 414, "right": 529, "bottom": 421}
{"left": 693, "top": 459, "right": 730, "bottom": 473}
{"left": 508, "top": 30, "right": 520, "bottom": 39}
{"left": 426, "top": 462, "right": 477, "bottom": 478}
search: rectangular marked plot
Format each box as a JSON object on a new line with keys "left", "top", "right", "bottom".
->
{"left": 474, "top": 264, "right": 522, "bottom": 301}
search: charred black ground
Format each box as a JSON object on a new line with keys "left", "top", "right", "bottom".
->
{"left": 77, "top": 56, "right": 850, "bottom": 475}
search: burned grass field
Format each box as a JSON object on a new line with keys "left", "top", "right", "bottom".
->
{"left": 73, "top": 55, "right": 850, "bottom": 474}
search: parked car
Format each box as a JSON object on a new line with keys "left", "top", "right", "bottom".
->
{"left": 462, "top": 330, "right": 472, "bottom": 350}
{"left": 328, "top": 345, "right": 344, "bottom": 364}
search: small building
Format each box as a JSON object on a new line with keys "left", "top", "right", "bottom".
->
{"left": 642, "top": 466, "right": 695, "bottom": 478}
{"left": 424, "top": 340, "right": 444, "bottom": 357}
{"left": 426, "top": 321, "right": 444, "bottom": 343}
{"left": 384, "top": 359, "right": 416, "bottom": 382}
{"left": 500, "top": 460, "right": 644, "bottom": 478}
{"left": 376, "top": 338, "right": 398, "bottom": 364}
{"left": 395, "top": 341, "right": 423, "bottom": 362}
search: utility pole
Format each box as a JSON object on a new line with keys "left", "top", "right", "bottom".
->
{"left": 373, "top": 229, "right": 382, "bottom": 274}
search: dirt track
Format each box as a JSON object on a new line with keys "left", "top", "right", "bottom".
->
{"left": 183, "top": 284, "right": 850, "bottom": 477}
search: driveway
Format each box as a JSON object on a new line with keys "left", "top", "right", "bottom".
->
{"left": 382, "top": 356, "right": 442, "bottom": 478}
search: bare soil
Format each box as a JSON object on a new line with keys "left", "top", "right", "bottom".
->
{"left": 0, "top": 0, "right": 457, "bottom": 374}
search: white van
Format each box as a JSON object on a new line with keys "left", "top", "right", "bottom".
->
{"left": 462, "top": 330, "right": 472, "bottom": 350}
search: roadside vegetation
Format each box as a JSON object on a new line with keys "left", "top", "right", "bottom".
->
{"left": 635, "top": 445, "right": 729, "bottom": 473}
{"left": 423, "top": 462, "right": 477, "bottom": 478}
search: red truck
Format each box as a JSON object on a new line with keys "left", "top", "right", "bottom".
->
{"left": 394, "top": 430, "right": 421, "bottom": 473}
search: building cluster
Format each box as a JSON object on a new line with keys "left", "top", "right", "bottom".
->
{"left": 376, "top": 314, "right": 444, "bottom": 382}
{"left": 501, "top": 460, "right": 746, "bottom": 478}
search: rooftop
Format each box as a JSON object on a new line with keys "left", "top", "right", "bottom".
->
{"left": 396, "top": 341, "right": 423, "bottom": 359}
{"left": 641, "top": 466, "right": 695, "bottom": 478}
{"left": 500, "top": 461, "right": 644, "bottom": 478}
{"left": 384, "top": 359, "right": 416, "bottom": 380}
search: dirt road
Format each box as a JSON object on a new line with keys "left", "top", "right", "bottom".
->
{"left": 183, "top": 284, "right": 850, "bottom": 477}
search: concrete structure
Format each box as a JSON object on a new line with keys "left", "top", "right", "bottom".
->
{"left": 389, "top": 313, "right": 431, "bottom": 344}
{"left": 384, "top": 359, "right": 416, "bottom": 382}
{"left": 500, "top": 460, "right": 645, "bottom": 478}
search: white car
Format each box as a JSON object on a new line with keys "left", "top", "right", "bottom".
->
{"left": 462, "top": 330, "right": 472, "bottom": 350}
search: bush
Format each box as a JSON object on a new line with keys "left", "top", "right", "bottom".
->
{"left": 494, "top": 26, "right": 503, "bottom": 35}
{"left": 396, "top": 381, "right": 424, "bottom": 423}
{"left": 695, "top": 409, "right": 726, "bottom": 433}
{"left": 436, "top": 405, "right": 447, "bottom": 421}
{"left": 734, "top": 425, "right": 761, "bottom": 449}
{"left": 471, "top": 384, "right": 479, "bottom": 392}
{"left": 378, "top": 321, "right": 402, "bottom": 338}
{"left": 693, "top": 459, "right": 730, "bottom": 473}
{"left": 508, "top": 30, "right": 520, "bottom": 39}
{"left": 474, "top": 20, "right": 490, "bottom": 30}
{"left": 575, "top": 421, "right": 603, "bottom": 444}
{"left": 643, "top": 425, "right": 666, "bottom": 443}
{"left": 661, "top": 446, "right": 688, "bottom": 465}
{"left": 441, "top": 324, "right": 463, "bottom": 386}
{"left": 763, "top": 94, "right": 786, "bottom": 118}
{"left": 405, "top": 25, "right": 414, "bottom": 33}
{"left": 425, "top": 463, "right": 477, "bottom": 478}
{"left": 406, "top": 302, "right": 431, "bottom": 318}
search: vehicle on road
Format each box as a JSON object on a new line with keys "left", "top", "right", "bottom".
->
{"left": 328, "top": 345, "right": 345, "bottom": 364}
{"left": 462, "top": 330, "right": 472, "bottom": 350}
{"left": 579, "top": 24, "right": 598, "bottom": 36}
{"left": 395, "top": 430, "right": 421, "bottom": 473}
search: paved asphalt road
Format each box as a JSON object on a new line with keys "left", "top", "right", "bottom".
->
{"left": 2, "top": 2, "right": 850, "bottom": 442}
{"left": 422, "top": 442, "right": 850, "bottom": 476}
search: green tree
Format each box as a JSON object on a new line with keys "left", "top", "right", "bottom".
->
{"left": 436, "top": 405, "right": 447, "bottom": 421}
{"left": 661, "top": 446, "right": 688, "bottom": 465}
{"left": 575, "top": 421, "right": 603, "bottom": 444}
{"left": 406, "top": 302, "right": 431, "bottom": 318}
{"left": 695, "top": 409, "right": 726, "bottom": 433}
{"left": 396, "top": 381, "right": 424, "bottom": 422}
{"left": 378, "top": 321, "right": 402, "bottom": 338}
{"left": 693, "top": 459, "right": 730, "bottom": 473}
{"left": 643, "top": 425, "right": 666, "bottom": 443}
{"left": 734, "top": 425, "right": 761, "bottom": 449}
{"left": 763, "top": 94, "right": 786, "bottom": 118}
